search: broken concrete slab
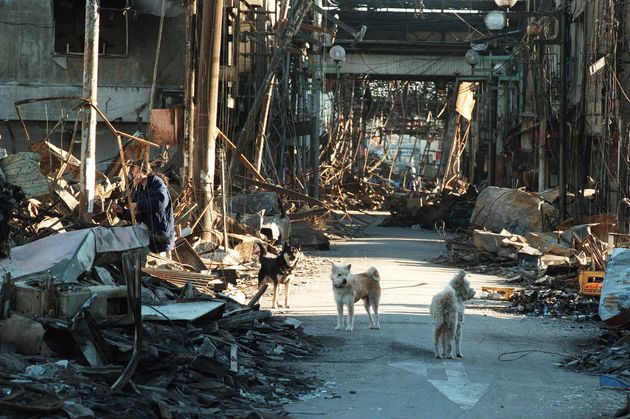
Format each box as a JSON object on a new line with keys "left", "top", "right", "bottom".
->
{"left": 537, "top": 254, "right": 572, "bottom": 271}
{"left": 0, "top": 152, "right": 50, "bottom": 199}
{"left": 470, "top": 186, "right": 555, "bottom": 234}
{"left": 599, "top": 248, "right": 630, "bottom": 327}
{"left": 0, "top": 225, "right": 149, "bottom": 283}
{"left": 525, "top": 232, "right": 574, "bottom": 257}
{"left": 473, "top": 230, "right": 513, "bottom": 253}
{"left": 518, "top": 245, "right": 543, "bottom": 257}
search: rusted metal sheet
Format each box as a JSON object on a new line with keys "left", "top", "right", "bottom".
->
{"left": 150, "top": 108, "right": 182, "bottom": 146}
{"left": 599, "top": 248, "right": 630, "bottom": 327}
{"left": 173, "top": 237, "right": 207, "bottom": 272}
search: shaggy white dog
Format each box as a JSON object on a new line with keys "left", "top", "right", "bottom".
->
{"left": 430, "top": 270, "right": 475, "bottom": 359}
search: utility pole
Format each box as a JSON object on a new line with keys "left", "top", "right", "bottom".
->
{"left": 310, "top": 0, "right": 323, "bottom": 199}
{"left": 183, "top": 0, "right": 197, "bottom": 184}
{"left": 201, "top": 0, "right": 224, "bottom": 241}
{"left": 80, "top": 0, "right": 100, "bottom": 221}
{"left": 559, "top": 0, "right": 568, "bottom": 222}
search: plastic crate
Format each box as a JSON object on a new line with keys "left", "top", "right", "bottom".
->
{"left": 578, "top": 270, "right": 605, "bottom": 297}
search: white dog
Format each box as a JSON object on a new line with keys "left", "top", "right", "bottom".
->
{"left": 430, "top": 270, "right": 475, "bottom": 359}
{"left": 330, "top": 263, "right": 381, "bottom": 332}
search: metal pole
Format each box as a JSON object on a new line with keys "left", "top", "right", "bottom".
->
{"left": 537, "top": 41, "right": 547, "bottom": 192}
{"left": 202, "top": 0, "right": 224, "bottom": 241}
{"left": 80, "top": 0, "right": 100, "bottom": 220}
{"left": 312, "top": 0, "right": 323, "bottom": 196}
{"left": 254, "top": 76, "right": 275, "bottom": 172}
{"left": 310, "top": 115, "right": 320, "bottom": 198}
{"left": 559, "top": 0, "right": 568, "bottom": 222}
{"left": 489, "top": 80, "right": 497, "bottom": 185}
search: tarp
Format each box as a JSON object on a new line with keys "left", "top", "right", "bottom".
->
{"left": 0, "top": 225, "right": 149, "bottom": 284}
{"left": 599, "top": 248, "right": 630, "bottom": 327}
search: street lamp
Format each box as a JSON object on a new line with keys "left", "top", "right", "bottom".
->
{"left": 484, "top": 10, "right": 507, "bottom": 31}
{"left": 465, "top": 49, "right": 480, "bottom": 67}
{"left": 465, "top": 49, "right": 480, "bottom": 75}
{"left": 495, "top": 0, "right": 518, "bottom": 8}
{"left": 329, "top": 44, "right": 346, "bottom": 78}
{"left": 487, "top": 0, "right": 519, "bottom": 31}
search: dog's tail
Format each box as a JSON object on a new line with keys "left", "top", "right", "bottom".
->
{"left": 256, "top": 241, "right": 267, "bottom": 262}
{"left": 366, "top": 267, "right": 380, "bottom": 281}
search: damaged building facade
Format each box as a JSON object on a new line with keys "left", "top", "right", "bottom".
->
{"left": 0, "top": 0, "right": 185, "bottom": 159}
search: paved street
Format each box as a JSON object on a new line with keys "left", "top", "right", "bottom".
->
{"left": 260, "top": 217, "right": 625, "bottom": 419}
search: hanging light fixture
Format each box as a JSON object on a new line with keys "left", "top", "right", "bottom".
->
{"left": 494, "top": 0, "right": 518, "bottom": 8}
{"left": 484, "top": 10, "right": 507, "bottom": 31}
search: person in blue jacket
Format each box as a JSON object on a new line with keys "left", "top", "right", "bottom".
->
{"left": 112, "top": 160, "right": 175, "bottom": 254}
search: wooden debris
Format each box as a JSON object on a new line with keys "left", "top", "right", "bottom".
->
{"left": 141, "top": 268, "right": 223, "bottom": 292}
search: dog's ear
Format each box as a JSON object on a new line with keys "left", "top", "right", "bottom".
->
{"left": 345, "top": 264, "right": 351, "bottom": 271}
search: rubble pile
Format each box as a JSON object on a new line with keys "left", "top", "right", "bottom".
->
{"left": 507, "top": 289, "right": 599, "bottom": 319}
{"left": 0, "top": 304, "right": 322, "bottom": 417}
{"left": 0, "top": 130, "right": 335, "bottom": 416}
{"left": 0, "top": 225, "right": 324, "bottom": 417}
{"left": 561, "top": 330, "right": 630, "bottom": 376}
{"left": 382, "top": 179, "right": 477, "bottom": 230}
{"left": 428, "top": 187, "right": 626, "bottom": 320}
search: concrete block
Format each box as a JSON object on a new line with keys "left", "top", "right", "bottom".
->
{"left": 0, "top": 152, "right": 50, "bottom": 198}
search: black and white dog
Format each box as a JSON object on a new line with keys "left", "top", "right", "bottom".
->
{"left": 256, "top": 241, "right": 302, "bottom": 309}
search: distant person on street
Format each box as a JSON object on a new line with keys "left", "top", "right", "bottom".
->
{"left": 407, "top": 175, "right": 419, "bottom": 192}
{"left": 112, "top": 160, "right": 175, "bottom": 255}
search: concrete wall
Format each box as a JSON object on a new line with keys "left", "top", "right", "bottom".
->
{"left": 0, "top": 0, "right": 185, "bottom": 123}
